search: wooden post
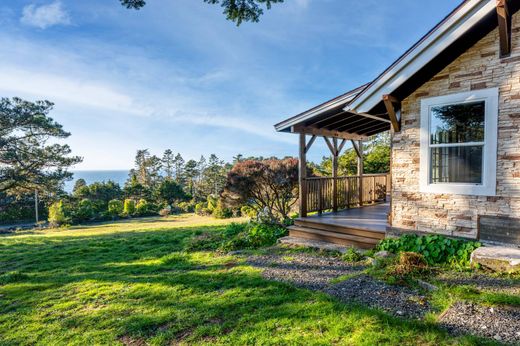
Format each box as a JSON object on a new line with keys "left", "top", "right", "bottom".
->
{"left": 299, "top": 133, "right": 307, "bottom": 217}
{"left": 332, "top": 138, "right": 338, "bottom": 212}
{"left": 357, "top": 140, "right": 364, "bottom": 207}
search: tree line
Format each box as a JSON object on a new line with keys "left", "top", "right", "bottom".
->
{"left": 1, "top": 97, "right": 390, "bottom": 226}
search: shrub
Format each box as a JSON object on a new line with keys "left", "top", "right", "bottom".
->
{"left": 48, "top": 200, "right": 69, "bottom": 227}
{"left": 123, "top": 199, "right": 136, "bottom": 216}
{"left": 220, "top": 222, "right": 287, "bottom": 252}
{"left": 240, "top": 205, "right": 257, "bottom": 219}
{"left": 206, "top": 194, "right": 218, "bottom": 212}
{"left": 195, "top": 202, "right": 211, "bottom": 216}
{"left": 376, "top": 234, "right": 481, "bottom": 267}
{"left": 135, "top": 199, "right": 158, "bottom": 216}
{"left": 342, "top": 248, "right": 364, "bottom": 262}
{"left": 73, "top": 199, "right": 94, "bottom": 222}
{"left": 178, "top": 201, "right": 195, "bottom": 213}
{"left": 388, "top": 252, "right": 428, "bottom": 277}
{"left": 107, "top": 199, "right": 123, "bottom": 217}
{"left": 212, "top": 201, "right": 233, "bottom": 219}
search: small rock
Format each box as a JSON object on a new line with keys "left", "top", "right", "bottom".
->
{"left": 493, "top": 335, "right": 501, "bottom": 341}
{"left": 374, "top": 251, "right": 391, "bottom": 259}
{"left": 417, "top": 279, "right": 438, "bottom": 292}
{"left": 396, "top": 310, "right": 403, "bottom": 316}
{"left": 228, "top": 250, "right": 244, "bottom": 255}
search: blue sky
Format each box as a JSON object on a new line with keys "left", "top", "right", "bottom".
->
{"left": 1, "top": 0, "right": 456, "bottom": 169}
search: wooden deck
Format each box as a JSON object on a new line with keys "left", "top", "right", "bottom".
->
{"left": 288, "top": 202, "right": 390, "bottom": 249}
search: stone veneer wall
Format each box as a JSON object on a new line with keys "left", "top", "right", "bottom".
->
{"left": 391, "top": 12, "right": 520, "bottom": 239}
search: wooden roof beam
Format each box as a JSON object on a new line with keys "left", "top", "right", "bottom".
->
{"left": 351, "top": 140, "right": 361, "bottom": 158}
{"left": 383, "top": 94, "right": 401, "bottom": 132}
{"left": 497, "top": 0, "right": 512, "bottom": 57}
{"left": 292, "top": 125, "right": 368, "bottom": 141}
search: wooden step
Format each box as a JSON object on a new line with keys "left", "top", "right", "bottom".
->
{"left": 294, "top": 219, "right": 386, "bottom": 240}
{"left": 287, "top": 225, "right": 379, "bottom": 249}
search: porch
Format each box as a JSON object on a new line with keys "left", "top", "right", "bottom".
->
{"left": 275, "top": 85, "right": 399, "bottom": 249}
{"left": 288, "top": 174, "right": 390, "bottom": 249}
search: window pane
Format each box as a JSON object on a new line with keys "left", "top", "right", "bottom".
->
{"left": 430, "top": 146, "right": 483, "bottom": 184}
{"left": 430, "top": 101, "right": 485, "bottom": 144}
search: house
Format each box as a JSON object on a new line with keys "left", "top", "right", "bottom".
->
{"left": 275, "top": 0, "right": 520, "bottom": 248}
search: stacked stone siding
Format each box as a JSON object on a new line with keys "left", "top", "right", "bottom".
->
{"left": 391, "top": 12, "right": 520, "bottom": 239}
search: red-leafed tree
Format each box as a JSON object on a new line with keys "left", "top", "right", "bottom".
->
{"left": 222, "top": 157, "right": 298, "bottom": 221}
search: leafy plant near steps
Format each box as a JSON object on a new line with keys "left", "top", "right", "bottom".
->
{"left": 376, "top": 234, "right": 481, "bottom": 267}
{"left": 184, "top": 222, "right": 288, "bottom": 252}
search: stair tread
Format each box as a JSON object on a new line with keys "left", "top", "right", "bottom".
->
{"left": 293, "top": 220, "right": 386, "bottom": 240}
{"left": 288, "top": 225, "right": 380, "bottom": 245}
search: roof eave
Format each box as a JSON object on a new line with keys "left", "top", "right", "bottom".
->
{"left": 346, "top": 0, "right": 495, "bottom": 114}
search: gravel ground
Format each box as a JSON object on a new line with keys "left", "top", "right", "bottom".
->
{"left": 440, "top": 302, "right": 520, "bottom": 344}
{"left": 435, "top": 272, "right": 520, "bottom": 296}
{"left": 247, "top": 252, "right": 431, "bottom": 318}
{"left": 326, "top": 274, "right": 432, "bottom": 319}
{"left": 247, "top": 252, "right": 364, "bottom": 290}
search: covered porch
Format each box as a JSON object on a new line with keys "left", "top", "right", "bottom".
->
{"left": 275, "top": 86, "right": 401, "bottom": 248}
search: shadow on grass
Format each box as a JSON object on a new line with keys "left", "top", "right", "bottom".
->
{"left": 0, "top": 224, "right": 496, "bottom": 345}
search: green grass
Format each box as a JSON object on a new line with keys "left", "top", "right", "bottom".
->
{"left": 0, "top": 214, "right": 497, "bottom": 345}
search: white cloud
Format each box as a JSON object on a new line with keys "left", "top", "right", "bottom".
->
{"left": 21, "top": 1, "right": 70, "bottom": 29}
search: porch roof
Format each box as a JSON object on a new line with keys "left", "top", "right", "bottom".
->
{"left": 275, "top": 0, "right": 520, "bottom": 140}
{"left": 274, "top": 84, "right": 391, "bottom": 140}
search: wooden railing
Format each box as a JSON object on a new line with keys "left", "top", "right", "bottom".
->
{"left": 303, "top": 173, "right": 390, "bottom": 214}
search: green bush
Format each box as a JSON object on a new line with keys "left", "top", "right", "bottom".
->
{"left": 212, "top": 201, "right": 233, "bottom": 219}
{"left": 73, "top": 199, "right": 95, "bottom": 222}
{"left": 135, "top": 199, "right": 151, "bottom": 216}
{"left": 376, "top": 234, "right": 481, "bottom": 267}
{"left": 48, "top": 200, "right": 70, "bottom": 227}
{"left": 220, "top": 223, "right": 287, "bottom": 252}
{"left": 206, "top": 195, "right": 218, "bottom": 212}
{"left": 195, "top": 202, "right": 211, "bottom": 216}
{"left": 342, "top": 248, "right": 364, "bottom": 262}
{"left": 177, "top": 201, "right": 195, "bottom": 213}
{"left": 240, "top": 205, "right": 257, "bottom": 219}
{"left": 107, "top": 199, "right": 123, "bottom": 217}
{"left": 123, "top": 199, "right": 136, "bottom": 216}
{"left": 183, "top": 222, "right": 286, "bottom": 253}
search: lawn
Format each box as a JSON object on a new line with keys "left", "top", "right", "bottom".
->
{"left": 0, "top": 214, "right": 497, "bottom": 345}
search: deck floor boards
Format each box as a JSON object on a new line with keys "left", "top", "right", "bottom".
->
{"left": 298, "top": 202, "right": 390, "bottom": 233}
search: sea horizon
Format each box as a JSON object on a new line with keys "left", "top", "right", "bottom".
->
{"left": 64, "top": 170, "right": 130, "bottom": 193}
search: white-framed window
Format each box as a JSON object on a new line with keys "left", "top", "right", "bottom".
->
{"left": 419, "top": 88, "right": 498, "bottom": 196}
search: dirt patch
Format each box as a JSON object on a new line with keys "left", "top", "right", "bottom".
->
{"left": 119, "top": 336, "right": 146, "bottom": 346}
{"left": 440, "top": 302, "right": 520, "bottom": 344}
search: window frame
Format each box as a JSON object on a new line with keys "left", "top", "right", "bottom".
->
{"left": 419, "top": 88, "right": 498, "bottom": 196}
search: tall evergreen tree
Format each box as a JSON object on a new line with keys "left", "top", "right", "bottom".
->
{"left": 162, "top": 149, "right": 175, "bottom": 179}
{"left": 0, "top": 97, "right": 82, "bottom": 195}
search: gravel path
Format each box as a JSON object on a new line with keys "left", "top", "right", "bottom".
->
{"left": 247, "top": 253, "right": 364, "bottom": 290}
{"left": 326, "top": 274, "right": 431, "bottom": 319}
{"left": 247, "top": 252, "right": 431, "bottom": 318}
{"left": 440, "top": 302, "right": 520, "bottom": 344}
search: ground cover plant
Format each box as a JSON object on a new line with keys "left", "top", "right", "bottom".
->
{"left": 376, "top": 234, "right": 481, "bottom": 267}
{"left": 0, "top": 214, "right": 497, "bottom": 345}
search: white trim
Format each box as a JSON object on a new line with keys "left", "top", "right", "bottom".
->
{"left": 346, "top": 0, "right": 495, "bottom": 113}
{"left": 419, "top": 88, "right": 498, "bottom": 196}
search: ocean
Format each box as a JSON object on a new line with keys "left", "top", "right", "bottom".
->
{"left": 65, "top": 170, "right": 130, "bottom": 193}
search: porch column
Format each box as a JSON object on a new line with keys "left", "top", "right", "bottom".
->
{"left": 357, "top": 140, "right": 364, "bottom": 207}
{"left": 299, "top": 133, "right": 307, "bottom": 217}
{"left": 332, "top": 138, "right": 338, "bottom": 212}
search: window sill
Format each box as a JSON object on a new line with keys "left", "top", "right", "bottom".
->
{"left": 419, "top": 183, "right": 496, "bottom": 196}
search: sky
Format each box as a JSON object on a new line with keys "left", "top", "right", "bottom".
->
{"left": 0, "top": 0, "right": 457, "bottom": 170}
